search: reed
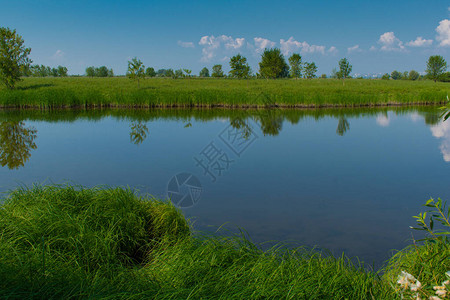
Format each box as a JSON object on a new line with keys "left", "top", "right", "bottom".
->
{"left": 0, "top": 77, "right": 448, "bottom": 109}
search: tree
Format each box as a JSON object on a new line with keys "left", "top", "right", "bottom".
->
{"left": 86, "top": 66, "right": 95, "bottom": 77}
{"left": 288, "top": 53, "right": 302, "bottom": 79}
{"left": 0, "top": 27, "right": 32, "bottom": 89}
{"left": 57, "top": 65, "right": 68, "bottom": 77}
{"left": 175, "top": 69, "right": 184, "bottom": 79}
{"left": 183, "top": 69, "right": 192, "bottom": 77}
{"left": 51, "top": 68, "right": 58, "bottom": 77}
{"left": 229, "top": 54, "right": 251, "bottom": 79}
{"left": 381, "top": 73, "right": 390, "bottom": 80}
{"left": 211, "top": 64, "right": 224, "bottom": 77}
{"left": 145, "top": 67, "right": 156, "bottom": 77}
{"left": 408, "top": 70, "right": 419, "bottom": 81}
{"left": 126, "top": 57, "right": 145, "bottom": 87}
{"left": 338, "top": 58, "right": 352, "bottom": 85}
{"left": 107, "top": 68, "right": 114, "bottom": 77}
{"left": 259, "top": 48, "right": 289, "bottom": 79}
{"left": 402, "top": 71, "right": 408, "bottom": 80}
{"left": 165, "top": 69, "right": 174, "bottom": 78}
{"left": 391, "top": 70, "right": 402, "bottom": 80}
{"left": 426, "top": 55, "right": 447, "bottom": 82}
{"left": 199, "top": 67, "right": 210, "bottom": 77}
{"left": 320, "top": 74, "right": 327, "bottom": 79}
{"left": 303, "top": 62, "right": 317, "bottom": 79}
{"left": 96, "top": 66, "right": 109, "bottom": 77}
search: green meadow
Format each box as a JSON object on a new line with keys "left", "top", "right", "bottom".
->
{"left": 0, "top": 77, "right": 448, "bottom": 109}
{"left": 0, "top": 185, "right": 448, "bottom": 299}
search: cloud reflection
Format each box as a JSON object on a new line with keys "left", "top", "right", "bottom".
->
{"left": 376, "top": 114, "right": 390, "bottom": 127}
{"left": 430, "top": 120, "right": 450, "bottom": 162}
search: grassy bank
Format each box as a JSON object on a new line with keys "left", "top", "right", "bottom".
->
{"left": 0, "top": 77, "right": 448, "bottom": 109}
{"left": 0, "top": 185, "right": 448, "bottom": 299}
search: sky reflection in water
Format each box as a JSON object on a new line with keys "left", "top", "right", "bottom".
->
{"left": 0, "top": 107, "right": 448, "bottom": 268}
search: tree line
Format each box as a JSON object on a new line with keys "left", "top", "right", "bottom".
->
{"left": 0, "top": 27, "right": 449, "bottom": 89}
{"left": 23, "top": 64, "right": 68, "bottom": 77}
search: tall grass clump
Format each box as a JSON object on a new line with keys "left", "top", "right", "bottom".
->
{"left": 0, "top": 77, "right": 448, "bottom": 109}
{"left": 6, "top": 185, "right": 450, "bottom": 298}
{"left": 0, "top": 185, "right": 189, "bottom": 297}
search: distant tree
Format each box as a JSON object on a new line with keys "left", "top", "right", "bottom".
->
{"left": 96, "top": 66, "right": 108, "bottom": 77}
{"left": 320, "top": 74, "right": 327, "bottom": 79}
{"left": 338, "top": 58, "right": 352, "bottom": 85}
{"left": 426, "top": 55, "right": 447, "bottom": 82}
{"left": 211, "top": 64, "right": 224, "bottom": 77}
{"left": 0, "top": 27, "right": 32, "bottom": 89}
{"left": 288, "top": 53, "right": 302, "bottom": 79}
{"left": 330, "top": 68, "right": 339, "bottom": 79}
{"left": 51, "top": 67, "right": 58, "bottom": 77}
{"left": 402, "top": 71, "right": 408, "bottom": 80}
{"left": 183, "top": 69, "right": 192, "bottom": 77}
{"left": 229, "top": 54, "right": 251, "bottom": 79}
{"left": 145, "top": 67, "right": 156, "bottom": 77}
{"left": 391, "top": 70, "right": 402, "bottom": 80}
{"left": 86, "top": 66, "right": 95, "bottom": 77}
{"left": 408, "top": 70, "right": 419, "bottom": 81}
{"left": 57, "top": 65, "right": 68, "bottom": 77}
{"left": 126, "top": 57, "right": 145, "bottom": 87}
{"left": 199, "top": 67, "right": 210, "bottom": 77}
{"left": 164, "top": 69, "right": 174, "bottom": 78}
{"left": 107, "top": 68, "right": 114, "bottom": 77}
{"left": 175, "top": 69, "right": 184, "bottom": 79}
{"left": 303, "top": 62, "right": 317, "bottom": 79}
{"left": 156, "top": 69, "right": 166, "bottom": 77}
{"left": 381, "top": 73, "right": 390, "bottom": 80}
{"left": 259, "top": 48, "right": 289, "bottom": 79}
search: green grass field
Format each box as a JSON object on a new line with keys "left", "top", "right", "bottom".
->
{"left": 0, "top": 77, "right": 448, "bottom": 109}
{"left": 0, "top": 185, "right": 448, "bottom": 299}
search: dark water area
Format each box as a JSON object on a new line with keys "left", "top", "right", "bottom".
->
{"left": 0, "top": 107, "right": 448, "bottom": 268}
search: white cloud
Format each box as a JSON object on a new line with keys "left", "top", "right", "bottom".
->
{"left": 328, "top": 46, "right": 338, "bottom": 55}
{"left": 279, "top": 37, "right": 326, "bottom": 55}
{"left": 198, "top": 35, "right": 245, "bottom": 62}
{"left": 347, "top": 45, "right": 362, "bottom": 53}
{"left": 431, "top": 120, "right": 450, "bottom": 162}
{"left": 436, "top": 19, "right": 450, "bottom": 46}
{"left": 378, "top": 32, "right": 405, "bottom": 51}
{"left": 51, "top": 49, "right": 65, "bottom": 60}
{"left": 253, "top": 37, "right": 276, "bottom": 53}
{"left": 178, "top": 41, "right": 195, "bottom": 48}
{"left": 406, "top": 36, "right": 433, "bottom": 47}
{"left": 376, "top": 115, "right": 390, "bottom": 127}
{"left": 369, "top": 46, "right": 377, "bottom": 51}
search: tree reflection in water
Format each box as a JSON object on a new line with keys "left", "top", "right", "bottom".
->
{"left": 336, "top": 118, "right": 350, "bottom": 136}
{"left": 0, "top": 121, "right": 37, "bottom": 169}
{"left": 129, "top": 122, "right": 149, "bottom": 145}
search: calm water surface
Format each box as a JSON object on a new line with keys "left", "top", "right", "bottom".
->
{"left": 0, "top": 107, "right": 448, "bottom": 268}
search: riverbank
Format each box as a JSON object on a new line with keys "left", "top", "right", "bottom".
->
{"left": 0, "top": 185, "right": 448, "bottom": 299}
{"left": 0, "top": 77, "right": 448, "bottom": 109}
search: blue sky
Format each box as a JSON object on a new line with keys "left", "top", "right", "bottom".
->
{"left": 1, "top": 0, "right": 449, "bottom": 76}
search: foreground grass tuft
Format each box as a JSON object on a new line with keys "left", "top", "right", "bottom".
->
{"left": 0, "top": 185, "right": 447, "bottom": 298}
